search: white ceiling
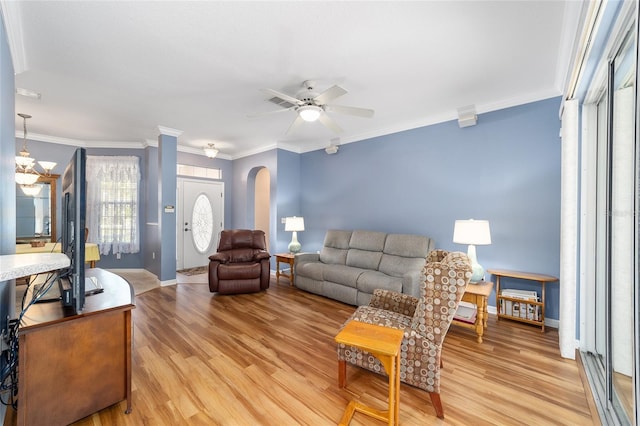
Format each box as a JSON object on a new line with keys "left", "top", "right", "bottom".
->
{"left": 4, "top": 1, "right": 579, "bottom": 159}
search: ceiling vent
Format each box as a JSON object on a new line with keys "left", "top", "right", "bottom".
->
{"left": 268, "top": 97, "right": 295, "bottom": 109}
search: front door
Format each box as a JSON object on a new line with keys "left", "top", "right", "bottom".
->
{"left": 177, "top": 178, "right": 224, "bottom": 270}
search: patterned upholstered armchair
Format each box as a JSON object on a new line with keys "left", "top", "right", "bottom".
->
{"left": 337, "top": 249, "right": 472, "bottom": 419}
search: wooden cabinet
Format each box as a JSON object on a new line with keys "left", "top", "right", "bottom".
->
{"left": 15, "top": 268, "right": 134, "bottom": 426}
{"left": 488, "top": 268, "right": 558, "bottom": 332}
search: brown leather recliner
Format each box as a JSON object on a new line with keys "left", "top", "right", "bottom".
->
{"left": 208, "top": 229, "right": 271, "bottom": 294}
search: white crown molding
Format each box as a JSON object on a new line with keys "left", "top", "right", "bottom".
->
{"left": 157, "top": 126, "right": 183, "bottom": 137}
{"left": 231, "top": 142, "right": 280, "bottom": 160}
{"left": 0, "top": 1, "right": 27, "bottom": 74}
{"left": 16, "top": 89, "right": 561, "bottom": 160}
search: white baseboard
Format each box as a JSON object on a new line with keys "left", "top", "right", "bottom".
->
{"left": 161, "top": 279, "right": 177, "bottom": 287}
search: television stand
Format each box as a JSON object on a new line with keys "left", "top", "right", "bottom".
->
{"left": 11, "top": 268, "right": 135, "bottom": 426}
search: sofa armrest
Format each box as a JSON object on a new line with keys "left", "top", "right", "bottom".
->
{"left": 294, "top": 252, "right": 320, "bottom": 264}
{"left": 401, "top": 270, "right": 424, "bottom": 299}
{"left": 368, "top": 289, "right": 419, "bottom": 316}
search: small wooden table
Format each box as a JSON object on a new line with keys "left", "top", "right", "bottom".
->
{"left": 335, "top": 321, "right": 404, "bottom": 426}
{"left": 452, "top": 281, "right": 493, "bottom": 343}
{"left": 488, "top": 268, "right": 558, "bottom": 332}
{"left": 275, "top": 253, "right": 295, "bottom": 285}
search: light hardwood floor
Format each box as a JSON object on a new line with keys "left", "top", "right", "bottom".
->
{"left": 23, "top": 277, "right": 599, "bottom": 425}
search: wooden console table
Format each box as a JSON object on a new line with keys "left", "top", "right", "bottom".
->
{"left": 13, "top": 268, "right": 135, "bottom": 426}
{"left": 451, "top": 280, "right": 493, "bottom": 343}
{"left": 488, "top": 268, "right": 558, "bottom": 332}
{"left": 335, "top": 321, "right": 404, "bottom": 426}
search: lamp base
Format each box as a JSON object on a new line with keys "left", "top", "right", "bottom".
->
{"left": 467, "top": 244, "right": 485, "bottom": 283}
{"left": 289, "top": 231, "right": 302, "bottom": 254}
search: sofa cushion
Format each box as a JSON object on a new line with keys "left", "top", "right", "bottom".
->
{"left": 320, "top": 247, "right": 348, "bottom": 265}
{"left": 217, "top": 262, "right": 261, "bottom": 280}
{"left": 295, "top": 261, "right": 325, "bottom": 281}
{"left": 356, "top": 270, "right": 403, "bottom": 294}
{"left": 319, "top": 230, "right": 352, "bottom": 264}
{"left": 324, "top": 264, "right": 366, "bottom": 288}
{"left": 346, "top": 249, "right": 382, "bottom": 270}
{"left": 379, "top": 255, "right": 427, "bottom": 278}
{"left": 383, "top": 233, "right": 432, "bottom": 257}
{"left": 324, "top": 230, "right": 353, "bottom": 249}
{"left": 349, "top": 230, "right": 387, "bottom": 251}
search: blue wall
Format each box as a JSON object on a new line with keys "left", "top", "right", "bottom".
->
{"left": 0, "top": 12, "right": 16, "bottom": 338}
{"left": 14, "top": 97, "right": 562, "bottom": 319}
{"left": 297, "top": 97, "right": 562, "bottom": 318}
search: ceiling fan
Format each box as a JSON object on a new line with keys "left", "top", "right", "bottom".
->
{"left": 251, "top": 80, "right": 374, "bottom": 134}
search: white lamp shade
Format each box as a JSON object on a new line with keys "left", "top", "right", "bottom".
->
{"left": 15, "top": 155, "right": 34, "bottom": 168}
{"left": 298, "top": 105, "right": 322, "bottom": 122}
{"left": 20, "top": 184, "right": 42, "bottom": 196}
{"left": 38, "top": 161, "right": 57, "bottom": 172}
{"left": 285, "top": 216, "right": 305, "bottom": 232}
{"left": 453, "top": 219, "right": 491, "bottom": 245}
{"left": 204, "top": 144, "right": 218, "bottom": 158}
{"left": 15, "top": 172, "right": 39, "bottom": 185}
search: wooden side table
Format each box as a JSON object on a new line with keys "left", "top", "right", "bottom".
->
{"left": 275, "top": 253, "right": 295, "bottom": 285}
{"left": 335, "top": 321, "right": 404, "bottom": 426}
{"left": 451, "top": 281, "right": 493, "bottom": 343}
{"left": 488, "top": 268, "right": 558, "bottom": 332}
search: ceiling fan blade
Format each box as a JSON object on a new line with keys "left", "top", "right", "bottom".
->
{"left": 262, "top": 88, "right": 302, "bottom": 106}
{"left": 314, "top": 85, "right": 347, "bottom": 104}
{"left": 325, "top": 104, "right": 374, "bottom": 118}
{"left": 318, "top": 113, "right": 343, "bottom": 134}
{"left": 285, "top": 115, "right": 305, "bottom": 135}
{"left": 247, "top": 106, "right": 295, "bottom": 119}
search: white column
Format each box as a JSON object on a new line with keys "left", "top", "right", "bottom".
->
{"left": 559, "top": 99, "right": 579, "bottom": 360}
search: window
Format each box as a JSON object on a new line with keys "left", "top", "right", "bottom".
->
{"left": 86, "top": 156, "right": 140, "bottom": 255}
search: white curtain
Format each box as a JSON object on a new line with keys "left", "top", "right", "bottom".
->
{"left": 86, "top": 156, "right": 140, "bottom": 255}
{"left": 559, "top": 99, "right": 579, "bottom": 359}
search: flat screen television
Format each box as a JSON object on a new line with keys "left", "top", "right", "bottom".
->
{"left": 61, "top": 147, "right": 87, "bottom": 313}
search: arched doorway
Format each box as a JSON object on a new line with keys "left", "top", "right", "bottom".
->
{"left": 253, "top": 167, "right": 270, "bottom": 250}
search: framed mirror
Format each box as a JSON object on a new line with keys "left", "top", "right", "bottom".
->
{"left": 16, "top": 174, "right": 58, "bottom": 243}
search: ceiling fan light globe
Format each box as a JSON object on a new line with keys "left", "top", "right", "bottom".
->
{"left": 298, "top": 105, "right": 322, "bottom": 122}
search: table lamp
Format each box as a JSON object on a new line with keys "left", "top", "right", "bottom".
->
{"left": 453, "top": 219, "right": 491, "bottom": 283}
{"left": 285, "top": 216, "right": 305, "bottom": 253}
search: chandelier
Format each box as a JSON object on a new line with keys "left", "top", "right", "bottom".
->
{"left": 15, "top": 113, "right": 56, "bottom": 196}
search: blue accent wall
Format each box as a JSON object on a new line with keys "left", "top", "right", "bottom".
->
{"left": 12, "top": 96, "right": 562, "bottom": 319}
{"left": 158, "top": 134, "right": 177, "bottom": 282}
{"left": 298, "top": 97, "right": 562, "bottom": 319}
{"left": 0, "top": 11, "right": 16, "bottom": 340}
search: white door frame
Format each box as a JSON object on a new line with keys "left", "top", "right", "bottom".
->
{"left": 176, "top": 177, "right": 224, "bottom": 270}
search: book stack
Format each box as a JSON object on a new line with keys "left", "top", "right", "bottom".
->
{"left": 454, "top": 301, "right": 477, "bottom": 324}
{"left": 500, "top": 289, "right": 540, "bottom": 321}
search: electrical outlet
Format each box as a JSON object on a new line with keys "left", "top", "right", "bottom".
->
{"left": 116, "top": 252, "right": 121, "bottom": 260}
{"left": 152, "top": 252, "right": 155, "bottom": 259}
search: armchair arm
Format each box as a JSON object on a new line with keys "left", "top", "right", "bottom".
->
{"left": 209, "top": 252, "right": 231, "bottom": 263}
{"left": 255, "top": 251, "right": 270, "bottom": 261}
{"left": 427, "top": 249, "right": 449, "bottom": 263}
{"left": 368, "top": 289, "right": 419, "bottom": 316}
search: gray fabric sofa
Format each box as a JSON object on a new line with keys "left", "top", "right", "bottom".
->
{"left": 294, "top": 230, "right": 435, "bottom": 306}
